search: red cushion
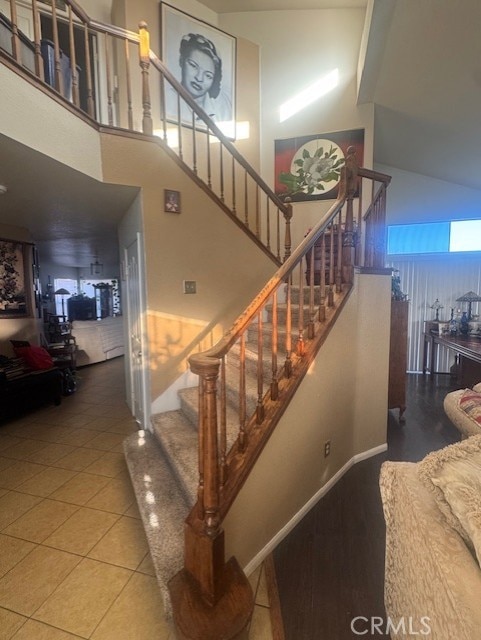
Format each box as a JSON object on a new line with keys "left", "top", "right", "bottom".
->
{"left": 14, "top": 345, "right": 54, "bottom": 371}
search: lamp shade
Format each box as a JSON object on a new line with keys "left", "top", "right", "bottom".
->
{"left": 456, "top": 291, "right": 481, "bottom": 303}
{"left": 54, "top": 288, "right": 70, "bottom": 296}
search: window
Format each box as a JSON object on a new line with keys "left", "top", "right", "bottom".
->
{"left": 387, "top": 219, "right": 481, "bottom": 255}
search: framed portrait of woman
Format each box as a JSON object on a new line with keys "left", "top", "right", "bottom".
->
{"left": 160, "top": 3, "right": 236, "bottom": 135}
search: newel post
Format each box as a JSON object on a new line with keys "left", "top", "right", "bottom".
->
{"left": 342, "top": 146, "right": 358, "bottom": 285}
{"left": 138, "top": 21, "right": 153, "bottom": 135}
{"left": 168, "top": 354, "right": 253, "bottom": 640}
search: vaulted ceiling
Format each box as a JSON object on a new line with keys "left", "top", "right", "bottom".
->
{"left": 1, "top": 0, "right": 480, "bottom": 271}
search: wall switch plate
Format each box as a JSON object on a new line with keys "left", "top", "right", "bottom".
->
{"left": 183, "top": 280, "right": 197, "bottom": 294}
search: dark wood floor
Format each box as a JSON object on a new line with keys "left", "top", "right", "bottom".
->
{"left": 273, "top": 373, "right": 461, "bottom": 639}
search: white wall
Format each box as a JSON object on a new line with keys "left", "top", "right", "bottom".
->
{"left": 220, "top": 8, "right": 374, "bottom": 247}
{"left": 376, "top": 163, "right": 481, "bottom": 225}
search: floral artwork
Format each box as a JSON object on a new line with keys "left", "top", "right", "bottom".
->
{"left": 275, "top": 129, "right": 364, "bottom": 202}
{"left": 0, "top": 240, "right": 29, "bottom": 317}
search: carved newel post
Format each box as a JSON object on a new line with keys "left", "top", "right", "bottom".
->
{"left": 168, "top": 354, "right": 254, "bottom": 640}
{"left": 138, "top": 21, "right": 153, "bottom": 135}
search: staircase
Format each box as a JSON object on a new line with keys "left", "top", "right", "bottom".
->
{"left": 1, "top": 3, "right": 392, "bottom": 637}
{"left": 123, "top": 284, "right": 332, "bottom": 616}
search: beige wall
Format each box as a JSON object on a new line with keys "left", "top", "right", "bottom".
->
{"left": 223, "top": 270, "right": 391, "bottom": 568}
{"left": 100, "top": 133, "right": 276, "bottom": 401}
{"left": 0, "top": 224, "right": 41, "bottom": 357}
{"left": 0, "top": 66, "right": 103, "bottom": 182}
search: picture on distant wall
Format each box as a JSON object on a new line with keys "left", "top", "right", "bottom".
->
{"left": 274, "top": 129, "right": 364, "bottom": 202}
{"left": 164, "top": 189, "right": 181, "bottom": 213}
{"left": 160, "top": 3, "right": 236, "bottom": 133}
{"left": 0, "top": 239, "right": 30, "bottom": 318}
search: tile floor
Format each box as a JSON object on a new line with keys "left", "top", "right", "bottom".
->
{"left": 0, "top": 358, "right": 274, "bottom": 639}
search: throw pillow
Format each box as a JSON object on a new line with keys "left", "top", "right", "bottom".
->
{"left": 458, "top": 389, "right": 481, "bottom": 427}
{"left": 417, "top": 435, "right": 481, "bottom": 547}
{"left": 14, "top": 345, "right": 54, "bottom": 371}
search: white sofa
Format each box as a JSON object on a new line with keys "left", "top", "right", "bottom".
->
{"left": 444, "top": 382, "right": 481, "bottom": 438}
{"left": 71, "top": 317, "right": 125, "bottom": 367}
{"left": 380, "top": 436, "right": 481, "bottom": 639}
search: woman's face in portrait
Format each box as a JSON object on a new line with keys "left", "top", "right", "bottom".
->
{"left": 181, "top": 49, "right": 215, "bottom": 100}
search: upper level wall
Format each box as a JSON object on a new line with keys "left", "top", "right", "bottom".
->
{"left": 220, "top": 8, "right": 374, "bottom": 249}
{"left": 376, "top": 162, "right": 481, "bottom": 225}
{"left": 0, "top": 65, "right": 103, "bottom": 182}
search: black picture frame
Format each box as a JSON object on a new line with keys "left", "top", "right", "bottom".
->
{"left": 0, "top": 238, "right": 32, "bottom": 318}
{"left": 160, "top": 3, "right": 236, "bottom": 134}
{"left": 164, "top": 189, "right": 181, "bottom": 213}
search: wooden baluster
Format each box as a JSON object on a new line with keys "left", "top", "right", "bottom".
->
{"left": 159, "top": 72, "right": 167, "bottom": 140}
{"left": 68, "top": 6, "right": 79, "bottom": 106}
{"left": 336, "top": 211, "right": 343, "bottom": 292}
{"left": 219, "top": 356, "right": 227, "bottom": 488}
{"left": 176, "top": 94, "right": 183, "bottom": 158}
{"left": 271, "top": 291, "right": 279, "bottom": 401}
{"left": 283, "top": 200, "right": 293, "bottom": 262}
{"left": 219, "top": 144, "right": 224, "bottom": 202}
{"left": 239, "top": 333, "right": 247, "bottom": 451}
{"left": 138, "top": 22, "right": 153, "bottom": 135}
{"left": 9, "top": 0, "right": 21, "bottom": 65}
{"left": 105, "top": 33, "right": 114, "bottom": 125}
{"left": 284, "top": 276, "right": 292, "bottom": 377}
{"left": 32, "top": 0, "right": 44, "bottom": 80}
{"left": 125, "top": 38, "right": 133, "bottom": 130}
{"left": 329, "top": 222, "right": 335, "bottom": 285}
{"left": 276, "top": 207, "right": 281, "bottom": 261}
{"left": 256, "top": 311, "right": 264, "bottom": 423}
{"left": 308, "top": 246, "right": 315, "bottom": 339}
{"left": 297, "top": 263, "right": 305, "bottom": 356}
{"left": 255, "top": 185, "right": 260, "bottom": 239}
{"left": 266, "top": 195, "right": 271, "bottom": 251}
{"left": 51, "top": 0, "right": 62, "bottom": 94}
{"left": 244, "top": 171, "right": 249, "bottom": 228}
{"left": 192, "top": 112, "right": 198, "bottom": 175}
{"left": 207, "top": 129, "right": 212, "bottom": 188}
{"left": 83, "top": 23, "right": 95, "bottom": 118}
{"left": 319, "top": 231, "right": 326, "bottom": 322}
{"left": 232, "top": 156, "right": 237, "bottom": 215}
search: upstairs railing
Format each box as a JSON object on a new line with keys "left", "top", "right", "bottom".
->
{"left": 0, "top": 0, "right": 292, "bottom": 262}
{"left": 169, "top": 149, "right": 391, "bottom": 637}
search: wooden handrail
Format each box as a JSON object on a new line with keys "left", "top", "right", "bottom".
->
{"left": 358, "top": 166, "right": 392, "bottom": 185}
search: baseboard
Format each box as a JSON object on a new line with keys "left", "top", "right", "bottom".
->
{"left": 243, "top": 442, "right": 387, "bottom": 577}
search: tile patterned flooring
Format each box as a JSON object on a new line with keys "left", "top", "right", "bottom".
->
{"left": 0, "top": 358, "right": 274, "bottom": 640}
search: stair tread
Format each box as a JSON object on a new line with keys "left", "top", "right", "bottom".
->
{"left": 123, "top": 430, "right": 189, "bottom": 618}
{"left": 151, "top": 410, "right": 199, "bottom": 506}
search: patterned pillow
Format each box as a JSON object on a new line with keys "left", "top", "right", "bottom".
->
{"left": 459, "top": 390, "right": 481, "bottom": 427}
{"left": 417, "top": 435, "right": 481, "bottom": 546}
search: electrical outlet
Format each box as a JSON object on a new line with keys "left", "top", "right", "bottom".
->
{"left": 183, "top": 280, "right": 196, "bottom": 294}
{"left": 324, "top": 440, "right": 331, "bottom": 457}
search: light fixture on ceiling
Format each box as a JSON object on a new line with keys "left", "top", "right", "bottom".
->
{"left": 0, "top": 184, "right": 7, "bottom": 195}
{"left": 90, "top": 255, "right": 103, "bottom": 277}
